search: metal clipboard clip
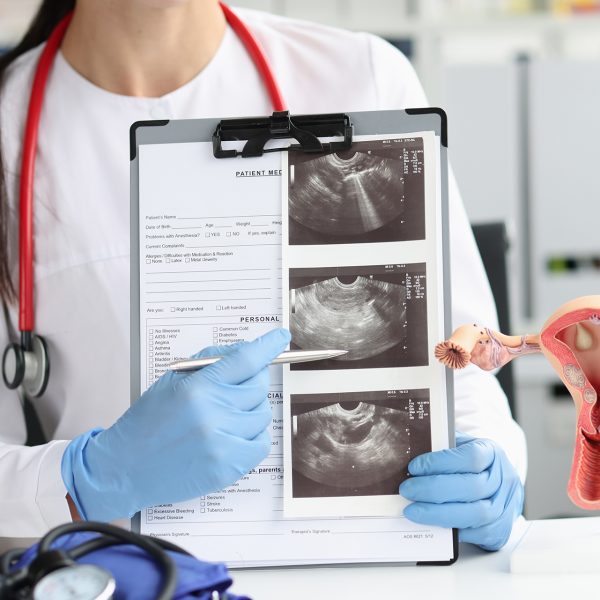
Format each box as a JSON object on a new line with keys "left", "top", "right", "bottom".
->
{"left": 212, "top": 110, "right": 353, "bottom": 158}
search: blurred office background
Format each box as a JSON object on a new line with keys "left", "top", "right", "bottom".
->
{"left": 2, "top": 0, "right": 600, "bottom": 519}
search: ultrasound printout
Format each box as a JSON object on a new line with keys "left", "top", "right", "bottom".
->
{"left": 282, "top": 133, "right": 449, "bottom": 519}
{"left": 291, "top": 389, "right": 431, "bottom": 498}
{"left": 289, "top": 138, "right": 425, "bottom": 245}
{"left": 289, "top": 264, "right": 427, "bottom": 370}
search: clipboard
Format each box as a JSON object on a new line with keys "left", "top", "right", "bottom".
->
{"left": 130, "top": 109, "right": 457, "bottom": 567}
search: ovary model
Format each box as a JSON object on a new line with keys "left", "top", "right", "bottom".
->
{"left": 435, "top": 295, "right": 600, "bottom": 510}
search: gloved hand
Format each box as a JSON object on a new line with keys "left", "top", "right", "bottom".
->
{"left": 61, "top": 328, "right": 290, "bottom": 522}
{"left": 399, "top": 433, "right": 524, "bottom": 551}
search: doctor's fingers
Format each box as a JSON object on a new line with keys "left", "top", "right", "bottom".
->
{"left": 199, "top": 328, "right": 291, "bottom": 386}
{"left": 455, "top": 431, "right": 477, "bottom": 446}
{"left": 175, "top": 360, "right": 270, "bottom": 411}
{"left": 459, "top": 518, "right": 513, "bottom": 551}
{"left": 188, "top": 342, "right": 245, "bottom": 360}
{"left": 220, "top": 429, "right": 272, "bottom": 474}
{"left": 403, "top": 496, "right": 505, "bottom": 530}
{"left": 212, "top": 368, "right": 271, "bottom": 412}
{"left": 408, "top": 438, "right": 496, "bottom": 476}
{"left": 216, "top": 398, "right": 273, "bottom": 441}
{"left": 148, "top": 343, "right": 245, "bottom": 392}
{"left": 399, "top": 467, "right": 502, "bottom": 504}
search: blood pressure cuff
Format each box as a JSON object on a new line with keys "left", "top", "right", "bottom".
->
{"left": 14, "top": 532, "right": 251, "bottom": 600}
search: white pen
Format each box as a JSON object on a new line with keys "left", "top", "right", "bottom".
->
{"left": 168, "top": 349, "right": 348, "bottom": 372}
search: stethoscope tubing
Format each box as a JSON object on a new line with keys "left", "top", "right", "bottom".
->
{"left": 219, "top": 2, "right": 286, "bottom": 112}
{"left": 19, "top": 12, "right": 73, "bottom": 338}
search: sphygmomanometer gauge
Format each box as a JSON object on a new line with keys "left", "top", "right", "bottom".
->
{"left": 33, "top": 564, "right": 116, "bottom": 600}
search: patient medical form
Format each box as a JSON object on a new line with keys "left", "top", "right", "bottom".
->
{"left": 135, "top": 132, "right": 454, "bottom": 567}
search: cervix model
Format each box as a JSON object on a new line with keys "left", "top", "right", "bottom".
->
{"left": 435, "top": 296, "right": 600, "bottom": 510}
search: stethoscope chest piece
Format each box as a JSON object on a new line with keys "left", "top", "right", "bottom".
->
{"left": 2, "top": 334, "right": 50, "bottom": 397}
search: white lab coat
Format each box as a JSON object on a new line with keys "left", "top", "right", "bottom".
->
{"left": 0, "top": 8, "right": 526, "bottom": 537}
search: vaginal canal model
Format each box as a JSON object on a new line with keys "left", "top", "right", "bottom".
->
{"left": 434, "top": 295, "right": 600, "bottom": 510}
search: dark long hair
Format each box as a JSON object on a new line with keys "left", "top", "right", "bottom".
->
{"left": 0, "top": 0, "right": 75, "bottom": 302}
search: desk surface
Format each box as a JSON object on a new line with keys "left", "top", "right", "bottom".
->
{"left": 229, "top": 518, "right": 600, "bottom": 600}
{"left": 3, "top": 518, "right": 600, "bottom": 598}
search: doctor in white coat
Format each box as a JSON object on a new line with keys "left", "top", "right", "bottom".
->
{"left": 0, "top": 0, "right": 526, "bottom": 551}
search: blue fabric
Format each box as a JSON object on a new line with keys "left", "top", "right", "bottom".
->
{"left": 61, "top": 329, "right": 290, "bottom": 522}
{"left": 14, "top": 532, "right": 250, "bottom": 600}
{"left": 399, "top": 432, "right": 524, "bottom": 551}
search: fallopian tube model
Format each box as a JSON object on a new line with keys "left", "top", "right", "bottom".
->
{"left": 434, "top": 295, "right": 600, "bottom": 510}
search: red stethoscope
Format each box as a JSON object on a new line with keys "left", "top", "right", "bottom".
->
{"left": 1, "top": 3, "right": 285, "bottom": 398}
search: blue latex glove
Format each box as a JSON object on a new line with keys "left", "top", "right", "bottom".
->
{"left": 399, "top": 433, "right": 524, "bottom": 551}
{"left": 62, "top": 328, "right": 290, "bottom": 522}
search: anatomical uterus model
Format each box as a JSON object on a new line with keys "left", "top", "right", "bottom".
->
{"left": 435, "top": 295, "right": 600, "bottom": 510}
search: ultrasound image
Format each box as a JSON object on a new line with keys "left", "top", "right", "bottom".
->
{"left": 291, "top": 390, "right": 431, "bottom": 497}
{"left": 288, "top": 138, "right": 426, "bottom": 245}
{"left": 289, "top": 264, "right": 428, "bottom": 370}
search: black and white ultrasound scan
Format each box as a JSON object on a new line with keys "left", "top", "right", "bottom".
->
{"left": 289, "top": 264, "right": 428, "bottom": 370}
{"left": 290, "top": 390, "right": 431, "bottom": 498}
{"left": 282, "top": 132, "right": 448, "bottom": 519}
{"left": 288, "top": 137, "right": 425, "bottom": 245}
